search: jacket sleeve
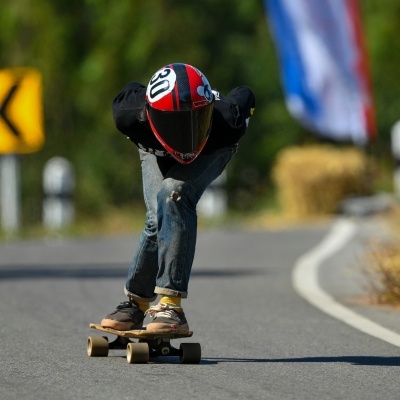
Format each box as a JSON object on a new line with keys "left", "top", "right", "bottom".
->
{"left": 112, "top": 82, "right": 147, "bottom": 136}
{"left": 225, "top": 86, "right": 255, "bottom": 125}
{"left": 207, "top": 86, "right": 255, "bottom": 150}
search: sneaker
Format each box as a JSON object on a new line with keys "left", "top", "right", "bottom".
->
{"left": 145, "top": 303, "right": 189, "bottom": 331}
{"left": 101, "top": 300, "right": 144, "bottom": 331}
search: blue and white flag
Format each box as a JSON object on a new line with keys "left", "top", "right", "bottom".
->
{"left": 264, "top": 0, "right": 376, "bottom": 144}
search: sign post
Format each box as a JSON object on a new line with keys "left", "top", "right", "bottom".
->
{"left": 0, "top": 67, "right": 44, "bottom": 234}
{"left": 0, "top": 155, "right": 20, "bottom": 232}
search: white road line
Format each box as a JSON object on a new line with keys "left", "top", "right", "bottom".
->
{"left": 292, "top": 218, "right": 400, "bottom": 348}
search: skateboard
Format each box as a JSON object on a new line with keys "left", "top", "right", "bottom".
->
{"left": 87, "top": 323, "right": 201, "bottom": 364}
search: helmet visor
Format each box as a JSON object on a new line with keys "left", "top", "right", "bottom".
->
{"left": 148, "top": 102, "right": 214, "bottom": 156}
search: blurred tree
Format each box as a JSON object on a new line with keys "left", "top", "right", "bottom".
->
{"left": 0, "top": 0, "right": 398, "bottom": 226}
{"left": 363, "top": 0, "right": 400, "bottom": 152}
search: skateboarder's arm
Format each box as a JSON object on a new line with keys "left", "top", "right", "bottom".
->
{"left": 203, "top": 86, "right": 255, "bottom": 153}
{"left": 112, "top": 82, "right": 147, "bottom": 136}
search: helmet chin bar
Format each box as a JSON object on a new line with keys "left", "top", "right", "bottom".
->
{"left": 172, "top": 150, "right": 200, "bottom": 164}
{"left": 146, "top": 108, "right": 209, "bottom": 165}
{"left": 158, "top": 135, "right": 202, "bottom": 165}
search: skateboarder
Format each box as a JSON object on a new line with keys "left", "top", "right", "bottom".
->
{"left": 101, "top": 63, "right": 255, "bottom": 331}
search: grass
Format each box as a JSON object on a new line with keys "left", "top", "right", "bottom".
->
{"left": 360, "top": 206, "right": 400, "bottom": 309}
{"left": 0, "top": 205, "right": 148, "bottom": 242}
{"left": 0, "top": 191, "right": 327, "bottom": 243}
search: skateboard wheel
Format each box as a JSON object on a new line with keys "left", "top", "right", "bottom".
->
{"left": 126, "top": 342, "right": 149, "bottom": 364}
{"left": 179, "top": 343, "right": 201, "bottom": 364}
{"left": 87, "top": 336, "right": 109, "bottom": 357}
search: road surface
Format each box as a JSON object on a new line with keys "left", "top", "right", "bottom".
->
{"left": 1, "top": 221, "right": 399, "bottom": 399}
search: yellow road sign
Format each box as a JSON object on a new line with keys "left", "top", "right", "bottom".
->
{"left": 0, "top": 67, "right": 44, "bottom": 154}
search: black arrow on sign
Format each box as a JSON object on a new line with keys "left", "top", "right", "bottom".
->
{"left": 0, "top": 80, "right": 22, "bottom": 137}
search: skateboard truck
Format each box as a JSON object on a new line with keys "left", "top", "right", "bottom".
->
{"left": 108, "top": 335, "right": 132, "bottom": 350}
{"left": 87, "top": 324, "right": 201, "bottom": 364}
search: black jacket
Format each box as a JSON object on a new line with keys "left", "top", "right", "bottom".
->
{"left": 112, "top": 82, "right": 255, "bottom": 156}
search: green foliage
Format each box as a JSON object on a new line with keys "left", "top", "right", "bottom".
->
{"left": 363, "top": 1, "right": 400, "bottom": 145}
{"left": 0, "top": 0, "right": 399, "bottom": 226}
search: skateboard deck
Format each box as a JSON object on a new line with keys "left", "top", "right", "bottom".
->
{"left": 90, "top": 323, "right": 193, "bottom": 339}
{"left": 87, "top": 323, "right": 201, "bottom": 364}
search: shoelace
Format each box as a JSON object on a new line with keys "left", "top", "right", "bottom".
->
{"left": 145, "top": 303, "right": 177, "bottom": 319}
{"left": 111, "top": 301, "right": 137, "bottom": 315}
{"left": 116, "top": 301, "right": 134, "bottom": 310}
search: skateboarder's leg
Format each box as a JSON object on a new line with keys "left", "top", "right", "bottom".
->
{"left": 146, "top": 145, "right": 238, "bottom": 330}
{"left": 102, "top": 150, "right": 175, "bottom": 330}
{"left": 123, "top": 149, "right": 167, "bottom": 302}
{"left": 102, "top": 146, "right": 237, "bottom": 331}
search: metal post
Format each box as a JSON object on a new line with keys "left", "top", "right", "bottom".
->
{"left": 0, "top": 154, "right": 21, "bottom": 234}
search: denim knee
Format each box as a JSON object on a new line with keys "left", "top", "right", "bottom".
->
{"left": 157, "top": 178, "right": 195, "bottom": 209}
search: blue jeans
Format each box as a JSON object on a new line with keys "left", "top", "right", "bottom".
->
{"left": 124, "top": 144, "right": 238, "bottom": 301}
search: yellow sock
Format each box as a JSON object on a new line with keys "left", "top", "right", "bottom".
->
{"left": 159, "top": 296, "right": 182, "bottom": 311}
{"left": 132, "top": 299, "right": 150, "bottom": 313}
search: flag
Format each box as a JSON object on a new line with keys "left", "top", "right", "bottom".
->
{"left": 264, "top": 0, "right": 376, "bottom": 144}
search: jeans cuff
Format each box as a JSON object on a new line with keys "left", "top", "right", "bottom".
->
{"left": 154, "top": 286, "right": 188, "bottom": 298}
{"left": 124, "top": 286, "right": 158, "bottom": 302}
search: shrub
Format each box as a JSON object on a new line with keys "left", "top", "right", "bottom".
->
{"left": 272, "top": 145, "right": 372, "bottom": 218}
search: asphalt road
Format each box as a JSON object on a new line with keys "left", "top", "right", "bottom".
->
{"left": 1, "top": 221, "right": 399, "bottom": 400}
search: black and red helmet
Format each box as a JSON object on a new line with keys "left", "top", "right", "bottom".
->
{"left": 145, "top": 63, "right": 214, "bottom": 164}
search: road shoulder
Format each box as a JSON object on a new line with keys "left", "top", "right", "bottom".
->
{"left": 294, "top": 215, "right": 400, "bottom": 346}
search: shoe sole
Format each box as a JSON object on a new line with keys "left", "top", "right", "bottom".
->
{"left": 101, "top": 318, "right": 143, "bottom": 331}
{"left": 145, "top": 322, "right": 189, "bottom": 331}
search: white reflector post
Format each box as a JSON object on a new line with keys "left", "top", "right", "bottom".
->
{"left": 43, "top": 157, "right": 75, "bottom": 229}
{"left": 0, "top": 154, "right": 21, "bottom": 234}
{"left": 198, "top": 170, "right": 227, "bottom": 218}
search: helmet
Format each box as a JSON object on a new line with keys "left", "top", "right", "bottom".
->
{"left": 146, "top": 63, "right": 214, "bottom": 164}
